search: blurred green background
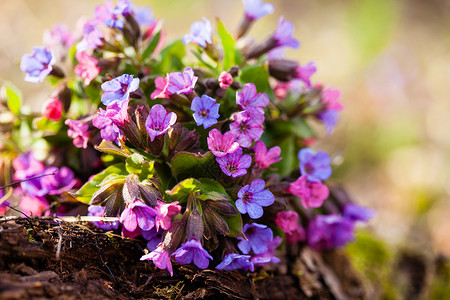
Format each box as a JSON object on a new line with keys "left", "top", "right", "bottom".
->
{"left": 1, "top": 0, "right": 449, "bottom": 259}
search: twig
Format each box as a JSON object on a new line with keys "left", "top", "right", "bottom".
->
{"left": 0, "top": 172, "right": 57, "bottom": 190}
{"left": 56, "top": 227, "right": 63, "bottom": 260}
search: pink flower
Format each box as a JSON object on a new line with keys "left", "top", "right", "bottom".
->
{"left": 151, "top": 75, "right": 171, "bottom": 99}
{"left": 321, "top": 88, "right": 343, "bottom": 111}
{"left": 253, "top": 141, "right": 281, "bottom": 169}
{"left": 229, "top": 109, "right": 264, "bottom": 148}
{"left": 42, "top": 97, "right": 63, "bottom": 121}
{"left": 65, "top": 119, "right": 91, "bottom": 149}
{"left": 120, "top": 200, "right": 157, "bottom": 232}
{"left": 288, "top": 175, "right": 329, "bottom": 209}
{"left": 140, "top": 243, "right": 173, "bottom": 276}
{"left": 154, "top": 200, "right": 181, "bottom": 231}
{"left": 74, "top": 52, "right": 100, "bottom": 86}
{"left": 19, "top": 195, "right": 49, "bottom": 217}
{"left": 286, "top": 227, "right": 306, "bottom": 244}
{"left": 207, "top": 129, "right": 239, "bottom": 157}
{"left": 275, "top": 211, "right": 299, "bottom": 234}
{"left": 218, "top": 71, "right": 233, "bottom": 89}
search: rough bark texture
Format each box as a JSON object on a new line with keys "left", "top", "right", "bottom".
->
{"left": 0, "top": 217, "right": 370, "bottom": 299}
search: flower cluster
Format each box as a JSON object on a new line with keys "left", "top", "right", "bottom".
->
{"left": 0, "top": 0, "right": 375, "bottom": 278}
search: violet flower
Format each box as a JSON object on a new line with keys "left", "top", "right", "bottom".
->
{"left": 317, "top": 110, "right": 339, "bottom": 134}
{"left": 87, "top": 205, "right": 120, "bottom": 230}
{"left": 317, "top": 88, "right": 343, "bottom": 134}
{"left": 151, "top": 75, "right": 171, "bottom": 99}
{"left": 242, "top": 0, "right": 274, "bottom": 20}
{"left": 229, "top": 109, "right": 264, "bottom": 148}
{"left": 20, "top": 47, "right": 55, "bottom": 83}
{"left": 142, "top": 228, "right": 163, "bottom": 252}
{"left": 76, "top": 20, "right": 104, "bottom": 52}
{"left": 253, "top": 141, "right": 281, "bottom": 169}
{"left": 236, "top": 83, "right": 270, "bottom": 113}
{"left": 134, "top": 6, "right": 156, "bottom": 28}
{"left": 216, "top": 147, "right": 251, "bottom": 178}
{"left": 167, "top": 67, "right": 198, "bottom": 95}
{"left": 141, "top": 243, "right": 173, "bottom": 276}
{"left": 307, "top": 214, "right": 355, "bottom": 251}
{"left": 154, "top": 200, "right": 182, "bottom": 231}
{"left": 251, "top": 236, "right": 282, "bottom": 267}
{"left": 93, "top": 101, "right": 129, "bottom": 142}
{"left": 216, "top": 253, "right": 254, "bottom": 272}
{"left": 207, "top": 129, "right": 239, "bottom": 157}
{"left": 182, "top": 17, "right": 212, "bottom": 48}
{"left": 104, "top": 0, "right": 132, "bottom": 29}
{"left": 274, "top": 17, "right": 300, "bottom": 48}
{"left": 295, "top": 61, "right": 317, "bottom": 87}
{"left": 145, "top": 104, "right": 177, "bottom": 142}
{"left": 74, "top": 52, "right": 100, "bottom": 86}
{"left": 298, "top": 148, "right": 332, "bottom": 182}
{"left": 238, "top": 223, "right": 274, "bottom": 255}
{"left": 236, "top": 179, "right": 274, "bottom": 219}
{"left": 101, "top": 74, "right": 139, "bottom": 106}
{"left": 13, "top": 152, "right": 45, "bottom": 181}
{"left": 172, "top": 239, "right": 213, "bottom": 269}
{"left": 218, "top": 71, "right": 233, "bottom": 89}
{"left": 65, "top": 119, "right": 91, "bottom": 149}
{"left": 42, "top": 167, "right": 76, "bottom": 195}
{"left": 288, "top": 175, "right": 329, "bottom": 209}
{"left": 191, "top": 95, "right": 220, "bottom": 129}
{"left": 343, "top": 203, "right": 375, "bottom": 223}
{"left": 119, "top": 200, "right": 157, "bottom": 232}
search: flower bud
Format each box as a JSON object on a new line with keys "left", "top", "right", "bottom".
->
{"left": 42, "top": 97, "right": 63, "bottom": 121}
{"left": 186, "top": 208, "right": 204, "bottom": 241}
{"left": 268, "top": 59, "right": 298, "bottom": 82}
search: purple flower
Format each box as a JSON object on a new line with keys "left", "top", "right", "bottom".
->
{"left": 134, "top": 6, "right": 156, "bottom": 28}
{"left": 295, "top": 61, "right": 317, "bottom": 87}
{"left": 307, "top": 214, "right": 355, "bottom": 250}
{"left": 343, "top": 203, "right": 375, "bottom": 223}
{"left": 65, "top": 119, "right": 91, "bottom": 149}
{"left": 274, "top": 17, "right": 299, "bottom": 49}
{"left": 236, "top": 83, "right": 270, "bottom": 113}
{"left": 216, "top": 147, "right": 251, "bottom": 178}
{"left": 20, "top": 47, "right": 55, "bottom": 83}
{"left": 242, "top": 0, "right": 274, "bottom": 20}
{"left": 172, "top": 239, "right": 213, "bottom": 269}
{"left": 142, "top": 228, "right": 163, "bottom": 252}
{"left": 251, "top": 236, "right": 282, "bottom": 267}
{"left": 182, "top": 17, "right": 212, "bottom": 48}
{"left": 93, "top": 100, "right": 129, "bottom": 142}
{"left": 288, "top": 175, "right": 329, "bottom": 209}
{"left": 43, "top": 24, "right": 74, "bottom": 49}
{"left": 207, "top": 129, "right": 239, "bottom": 157}
{"left": 191, "top": 95, "right": 220, "bottom": 129}
{"left": 229, "top": 109, "right": 264, "bottom": 148}
{"left": 87, "top": 205, "right": 120, "bottom": 230}
{"left": 41, "top": 167, "right": 77, "bottom": 195}
{"left": 298, "top": 148, "right": 332, "bottom": 182}
{"left": 104, "top": 0, "right": 132, "bottom": 29}
{"left": 154, "top": 200, "right": 182, "bottom": 231}
{"left": 12, "top": 152, "right": 45, "bottom": 181}
{"left": 317, "top": 110, "right": 339, "bottom": 134}
{"left": 145, "top": 104, "right": 177, "bottom": 142}
{"left": 253, "top": 141, "right": 281, "bottom": 169}
{"left": 141, "top": 244, "right": 173, "bottom": 276}
{"left": 119, "top": 200, "right": 157, "bottom": 232}
{"left": 236, "top": 179, "right": 274, "bottom": 219}
{"left": 216, "top": 253, "right": 254, "bottom": 272}
{"left": 76, "top": 20, "right": 104, "bottom": 52}
{"left": 101, "top": 74, "right": 140, "bottom": 106}
{"left": 238, "top": 223, "right": 274, "bottom": 255}
{"left": 317, "top": 89, "right": 343, "bottom": 134}
{"left": 167, "top": 67, "right": 198, "bottom": 95}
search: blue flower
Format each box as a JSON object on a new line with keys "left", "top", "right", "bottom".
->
{"left": 101, "top": 74, "right": 139, "bottom": 106}
{"left": 191, "top": 95, "right": 220, "bottom": 129}
{"left": 238, "top": 223, "right": 274, "bottom": 255}
{"left": 216, "top": 253, "right": 254, "bottom": 272}
{"left": 307, "top": 214, "right": 355, "bottom": 250}
{"left": 20, "top": 47, "right": 55, "bottom": 83}
{"left": 298, "top": 148, "right": 332, "bottom": 182}
{"left": 172, "top": 239, "right": 213, "bottom": 269}
{"left": 242, "top": 0, "right": 274, "bottom": 20}
{"left": 182, "top": 17, "right": 212, "bottom": 48}
{"left": 235, "top": 179, "right": 274, "bottom": 219}
{"left": 343, "top": 203, "right": 375, "bottom": 223}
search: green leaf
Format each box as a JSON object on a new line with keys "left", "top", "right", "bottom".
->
{"left": 217, "top": 20, "right": 235, "bottom": 70}
{"left": 35, "top": 117, "right": 62, "bottom": 134}
{"left": 198, "top": 178, "right": 228, "bottom": 195}
{"left": 4, "top": 83, "right": 22, "bottom": 115}
{"left": 269, "top": 117, "right": 314, "bottom": 139}
{"left": 73, "top": 163, "right": 127, "bottom": 203}
{"left": 171, "top": 151, "right": 216, "bottom": 180}
{"left": 141, "top": 30, "right": 161, "bottom": 62}
{"left": 165, "top": 178, "right": 200, "bottom": 203}
{"left": 240, "top": 65, "right": 274, "bottom": 100}
{"left": 95, "top": 140, "right": 131, "bottom": 158}
{"left": 272, "top": 136, "right": 297, "bottom": 177}
{"left": 191, "top": 50, "right": 217, "bottom": 72}
{"left": 153, "top": 40, "right": 186, "bottom": 73}
{"left": 125, "top": 153, "right": 154, "bottom": 180}
{"left": 197, "top": 191, "right": 230, "bottom": 202}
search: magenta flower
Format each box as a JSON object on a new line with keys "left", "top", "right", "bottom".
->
{"left": 288, "top": 175, "right": 329, "bottom": 209}
{"left": 20, "top": 47, "right": 55, "bottom": 83}
{"left": 295, "top": 61, "right": 317, "bottom": 87}
{"left": 229, "top": 109, "right": 264, "bottom": 148}
{"left": 322, "top": 88, "right": 343, "bottom": 111}
{"left": 154, "top": 200, "right": 182, "bottom": 231}
{"left": 275, "top": 211, "right": 299, "bottom": 235}
{"left": 237, "top": 223, "right": 274, "bottom": 255}
{"left": 191, "top": 95, "right": 220, "bottom": 129}
{"left": 298, "top": 148, "right": 332, "bottom": 182}
{"left": 182, "top": 17, "right": 212, "bottom": 48}
{"left": 274, "top": 17, "right": 300, "bottom": 49}
{"left": 65, "top": 119, "right": 91, "bottom": 149}
{"left": 236, "top": 83, "right": 270, "bottom": 113}
{"left": 172, "top": 239, "right": 213, "bottom": 269}
{"left": 74, "top": 52, "right": 100, "bottom": 86}
{"left": 253, "top": 141, "right": 281, "bottom": 169}
{"left": 216, "top": 147, "right": 251, "bottom": 178}
{"left": 207, "top": 129, "right": 239, "bottom": 157}
{"left": 151, "top": 75, "right": 171, "bottom": 100}
{"left": 93, "top": 101, "right": 129, "bottom": 142}
{"left": 167, "top": 67, "right": 198, "bottom": 95}
{"left": 236, "top": 179, "right": 274, "bottom": 219}
{"left": 307, "top": 214, "right": 355, "bottom": 250}
{"left": 242, "top": 0, "right": 274, "bottom": 20}
{"left": 218, "top": 71, "right": 233, "bottom": 89}
{"left": 216, "top": 253, "right": 254, "bottom": 272}
{"left": 101, "top": 74, "right": 140, "bottom": 106}
{"left": 42, "top": 97, "right": 63, "bottom": 121}
{"left": 42, "top": 167, "right": 77, "bottom": 195}
{"left": 141, "top": 243, "right": 173, "bottom": 276}
{"left": 119, "top": 200, "right": 157, "bottom": 232}
{"left": 286, "top": 227, "right": 306, "bottom": 244}
{"left": 87, "top": 205, "right": 120, "bottom": 230}
{"left": 145, "top": 104, "right": 177, "bottom": 142}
